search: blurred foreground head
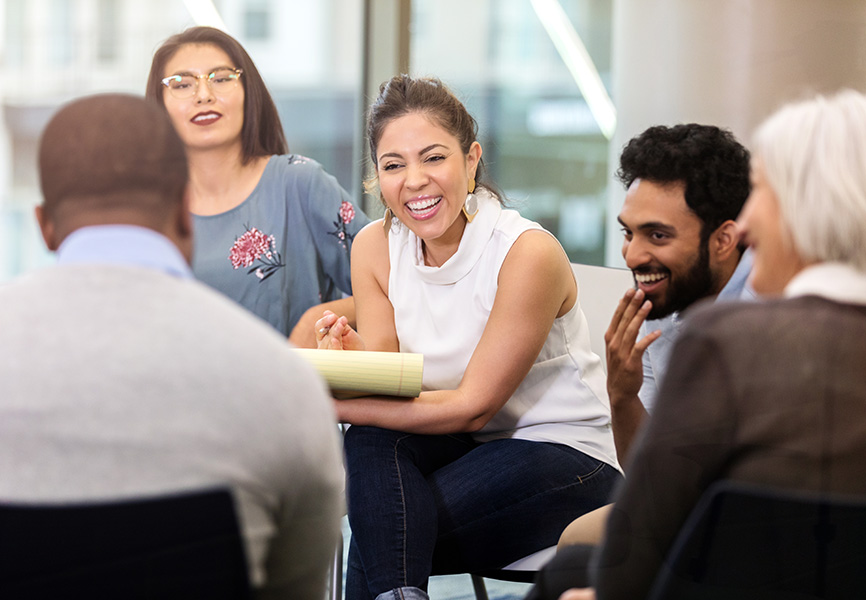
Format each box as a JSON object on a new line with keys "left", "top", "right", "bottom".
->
{"left": 36, "top": 93, "right": 191, "bottom": 258}
{"left": 740, "top": 89, "right": 866, "bottom": 293}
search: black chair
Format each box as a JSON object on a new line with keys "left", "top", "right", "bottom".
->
{"left": 646, "top": 480, "right": 866, "bottom": 600}
{"left": 468, "top": 546, "right": 556, "bottom": 600}
{"left": 0, "top": 487, "right": 251, "bottom": 600}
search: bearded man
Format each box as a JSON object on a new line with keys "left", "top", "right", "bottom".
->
{"left": 605, "top": 124, "right": 754, "bottom": 464}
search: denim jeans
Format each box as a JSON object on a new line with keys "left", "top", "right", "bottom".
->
{"left": 343, "top": 426, "right": 623, "bottom": 600}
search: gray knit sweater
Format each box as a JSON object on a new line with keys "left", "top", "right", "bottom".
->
{"left": 0, "top": 263, "right": 343, "bottom": 599}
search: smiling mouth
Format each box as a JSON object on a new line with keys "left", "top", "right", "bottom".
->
{"left": 634, "top": 271, "right": 668, "bottom": 284}
{"left": 405, "top": 196, "right": 442, "bottom": 215}
{"left": 192, "top": 112, "right": 221, "bottom": 124}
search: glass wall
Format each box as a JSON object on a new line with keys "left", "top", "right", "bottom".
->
{"left": 409, "top": 0, "right": 613, "bottom": 265}
{"left": 0, "top": 0, "right": 612, "bottom": 282}
{"left": 0, "top": 0, "right": 365, "bottom": 281}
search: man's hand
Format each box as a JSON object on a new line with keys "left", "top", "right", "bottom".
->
{"left": 604, "top": 287, "right": 660, "bottom": 464}
{"left": 605, "top": 288, "right": 659, "bottom": 401}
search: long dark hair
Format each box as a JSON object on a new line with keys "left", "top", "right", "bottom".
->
{"left": 145, "top": 26, "right": 287, "bottom": 164}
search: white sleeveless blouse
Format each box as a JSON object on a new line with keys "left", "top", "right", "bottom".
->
{"left": 387, "top": 189, "right": 619, "bottom": 469}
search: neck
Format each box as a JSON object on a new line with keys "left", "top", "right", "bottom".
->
{"left": 186, "top": 145, "right": 268, "bottom": 216}
{"left": 421, "top": 216, "right": 467, "bottom": 267}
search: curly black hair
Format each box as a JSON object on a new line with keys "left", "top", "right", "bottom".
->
{"left": 616, "top": 124, "right": 751, "bottom": 242}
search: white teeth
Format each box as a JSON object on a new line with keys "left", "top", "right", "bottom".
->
{"left": 634, "top": 272, "right": 667, "bottom": 283}
{"left": 406, "top": 197, "right": 441, "bottom": 211}
{"left": 193, "top": 113, "right": 219, "bottom": 123}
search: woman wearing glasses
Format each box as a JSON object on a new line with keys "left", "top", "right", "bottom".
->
{"left": 145, "top": 27, "right": 368, "bottom": 345}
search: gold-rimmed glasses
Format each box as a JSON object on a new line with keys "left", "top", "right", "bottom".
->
{"left": 161, "top": 68, "right": 243, "bottom": 99}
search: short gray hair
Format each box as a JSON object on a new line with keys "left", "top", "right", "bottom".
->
{"left": 752, "top": 89, "right": 866, "bottom": 271}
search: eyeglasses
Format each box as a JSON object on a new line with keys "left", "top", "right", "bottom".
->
{"left": 161, "top": 68, "right": 243, "bottom": 99}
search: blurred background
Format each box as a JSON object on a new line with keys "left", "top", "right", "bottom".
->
{"left": 2, "top": 0, "right": 865, "bottom": 282}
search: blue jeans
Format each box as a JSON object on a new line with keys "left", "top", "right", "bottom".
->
{"left": 343, "top": 426, "right": 623, "bottom": 600}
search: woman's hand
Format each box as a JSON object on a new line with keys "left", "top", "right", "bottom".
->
{"left": 290, "top": 297, "right": 358, "bottom": 348}
{"left": 316, "top": 310, "right": 366, "bottom": 351}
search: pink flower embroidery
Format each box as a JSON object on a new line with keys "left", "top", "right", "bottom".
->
{"left": 339, "top": 201, "right": 355, "bottom": 224}
{"left": 228, "top": 226, "right": 284, "bottom": 282}
{"left": 229, "top": 228, "right": 272, "bottom": 268}
{"left": 328, "top": 202, "right": 357, "bottom": 249}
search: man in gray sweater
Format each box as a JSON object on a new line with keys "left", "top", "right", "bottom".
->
{"left": 0, "top": 93, "right": 343, "bottom": 599}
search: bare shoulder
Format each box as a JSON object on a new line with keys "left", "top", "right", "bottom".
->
{"left": 353, "top": 219, "right": 389, "bottom": 260}
{"left": 500, "top": 229, "right": 572, "bottom": 280}
{"left": 499, "top": 229, "right": 575, "bottom": 315}
{"left": 351, "top": 219, "right": 391, "bottom": 293}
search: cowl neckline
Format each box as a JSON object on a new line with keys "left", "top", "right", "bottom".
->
{"left": 393, "top": 188, "right": 501, "bottom": 285}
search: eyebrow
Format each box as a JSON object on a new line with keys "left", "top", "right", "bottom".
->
{"left": 378, "top": 143, "right": 449, "bottom": 162}
{"left": 165, "top": 65, "right": 235, "bottom": 77}
{"left": 617, "top": 216, "right": 677, "bottom": 235}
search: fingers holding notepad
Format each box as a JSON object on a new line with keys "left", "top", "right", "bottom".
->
{"left": 316, "top": 310, "right": 366, "bottom": 351}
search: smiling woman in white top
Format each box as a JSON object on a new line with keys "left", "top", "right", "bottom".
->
{"left": 316, "top": 75, "right": 622, "bottom": 600}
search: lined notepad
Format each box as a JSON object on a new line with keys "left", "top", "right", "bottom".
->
{"left": 294, "top": 349, "right": 424, "bottom": 399}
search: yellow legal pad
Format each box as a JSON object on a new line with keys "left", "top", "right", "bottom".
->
{"left": 293, "top": 349, "right": 424, "bottom": 399}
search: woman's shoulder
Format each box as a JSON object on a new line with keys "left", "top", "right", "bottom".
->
{"left": 491, "top": 197, "right": 547, "bottom": 239}
{"left": 255, "top": 154, "right": 349, "bottom": 207}
{"left": 266, "top": 153, "right": 328, "bottom": 179}
{"left": 354, "top": 219, "right": 388, "bottom": 254}
{"left": 492, "top": 200, "right": 563, "bottom": 266}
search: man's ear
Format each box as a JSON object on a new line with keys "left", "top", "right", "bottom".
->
{"left": 710, "top": 219, "right": 740, "bottom": 261}
{"left": 34, "top": 205, "right": 58, "bottom": 251}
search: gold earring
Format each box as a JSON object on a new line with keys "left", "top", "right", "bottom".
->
{"left": 462, "top": 193, "right": 478, "bottom": 223}
{"left": 383, "top": 207, "right": 393, "bottom": 235}
{"left": 468, "top": 179, "right": 476, "bottom": 193}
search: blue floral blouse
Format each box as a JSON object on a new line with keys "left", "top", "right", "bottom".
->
{"left": 192, "top": 154, "right": 370, "bottom": 337}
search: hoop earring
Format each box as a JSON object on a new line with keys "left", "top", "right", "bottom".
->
{"left": 462, "top": 193, "right": 478, "bottom": 223}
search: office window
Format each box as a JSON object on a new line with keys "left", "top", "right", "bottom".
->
{"left": 243, "top": 0, "right": 270, "bottom": 41}
{"left": 96, "top": 0, "right": 120, "bottom": 62}
{"left": 49, "top": 0, "right": 74, "bottom": 66}
{"left": 410, "top": 0, "right": 613, "bottom": 265}
{"left": 0, "top": 0, "right": 365, "bottom": 282}
{"left": 4, "top": 0, "right": 26, "bottom": 67}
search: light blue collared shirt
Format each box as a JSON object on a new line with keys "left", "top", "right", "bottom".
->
{"left": 56, "top": 225, "right": 192, "bottom": 279}
{"left": 638, "top": 249, "right": 755, "bottom": 412}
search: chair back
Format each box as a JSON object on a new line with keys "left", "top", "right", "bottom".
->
{"left": 647, "top": 480, "right": 866, "bottom": 600}
{"left": 0, "top": 487, "right": 251, "bottom": 600}
{"left": 571, "top": 263, "right": 633, "bottom": 372}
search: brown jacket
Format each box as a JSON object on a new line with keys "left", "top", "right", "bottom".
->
{"left": 593, "top": 295, "right": 866, "bottom": 599}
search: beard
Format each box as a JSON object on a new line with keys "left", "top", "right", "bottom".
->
{"left": 644, "top": 241, "right": 715, "bottom": 320}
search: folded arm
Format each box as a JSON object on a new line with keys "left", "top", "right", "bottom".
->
{"left": 331, "top": 226, "right": 576, "bottom": 434}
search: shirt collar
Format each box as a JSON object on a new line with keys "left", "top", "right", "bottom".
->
{"left": 402, "top": 188, "right": 501, "bottom": 285}
{"left": 717, "top": 247, "right": 756, "bottom": 301}
{"left": 56, "top": 225, "right": 192, "bottom": 279}
{"left": 784, "top": 263, "right": 866, "bottom": 306}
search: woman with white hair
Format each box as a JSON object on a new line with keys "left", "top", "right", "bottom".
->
{"left": 740, "top": 89, "right": 866, "bottom": 292}
{"left": 555, "top": 89, "right": 866, "bottom": 600}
